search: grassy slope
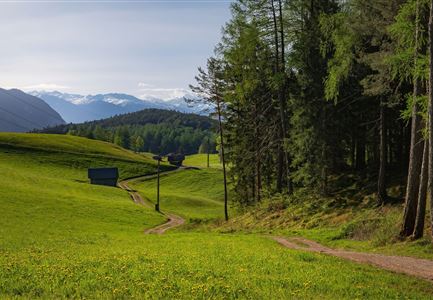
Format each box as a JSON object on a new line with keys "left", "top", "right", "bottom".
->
{"left": 219, "top": 186, "right": 433, "bottom": 259}
{"left": 0, "top": 133, "right": 174, "bottom": 179}
{"left": 0, "top": 133, "right": 167, "bottom": 247}
{"left": 1, "top": 136, "right": 433, "bottom": 298}
{"left": 130, "top": 168, "right": 226, "bottom": 221}
{"left": 183, "top": 153, "right": 221, "bottom": 169}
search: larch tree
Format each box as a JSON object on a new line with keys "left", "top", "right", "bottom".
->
{"left": 398, "top": 0, "right": 428, "bottom": 237}
{"left": 190, "top": 57, "right": 229, "bottom": 221}
{"left": 428, "top": 0, "right": 433, "bottom": 240}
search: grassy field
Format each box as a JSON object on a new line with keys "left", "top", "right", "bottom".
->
{"left": 0, "top": 133, "right": 167, "bottom": 246}
{"left": 2, "top": 133, "right": 433, "bottom": 298}
{"left": 130, "top": 168, "right": 226, "bottom": 221}
{"left": 183, "top": 153, "right": 221, "bottom": 169}
{"left": 0, "top": 133, "right": 174, "bottom": 179}
{"left": 3, "top": 233, "right": 433, "bottom": 299}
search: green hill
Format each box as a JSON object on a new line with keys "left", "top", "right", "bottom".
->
{"left": 0, "top": 133, "right": 174, "bottom": 179}
{"left": 183, "top": 153, "right": 221, "bottom": 169}
{"left": 130, "top": 168, "right": 226, "bottom": 221}
{"left": 1, "top": 133, "right": 433, "bottom": 298}
{"left": 0, "top": 133, "right": 167, "bottom": 245}
{"left": 40, "top": 109, "right": 218, "bottom": 155}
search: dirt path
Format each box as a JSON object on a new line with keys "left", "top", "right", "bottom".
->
{"left": 118, "top": 181, "right": 151, "bottom": 208}
{"left": 144, "top": 213, "right": 185, "bottom": 234}
{"left": 119, "top": 176, "right": 185, "bottom": 234}
{"left": 273, "top": 236, "right": 433, "bottom": 282}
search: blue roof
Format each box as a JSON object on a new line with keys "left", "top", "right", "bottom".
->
{"left": 88, "top": 167, "right": 119, "bottom": 179}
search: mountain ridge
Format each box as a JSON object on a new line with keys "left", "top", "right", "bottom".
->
{"left": 30, "top": 90, "right": 210, "bottom": 123}
{"left": 0, "top": 89, "right": 65, "bottom": 132}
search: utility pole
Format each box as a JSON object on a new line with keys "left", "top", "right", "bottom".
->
{"left": 152, "top": 155, "right": 163, "bottom": 212}
{"left": 207, "top": 137, "right": 210, "bottom": 168}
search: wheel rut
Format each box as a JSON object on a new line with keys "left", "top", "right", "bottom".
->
{"left": 119, "top": 176, "right": 185, "bottom": 234}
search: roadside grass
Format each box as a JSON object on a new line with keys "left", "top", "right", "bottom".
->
{"left": 130, "top": 168, "right": 227, "bottom": 221}
{"left": 184, "top": 153, "right": 221, "bottom": 168}
{"left": 217, "top": 188, "right": 433, "bottom": 259}
{"left": 2, "top": 133, "right": 433, "bottom": 298}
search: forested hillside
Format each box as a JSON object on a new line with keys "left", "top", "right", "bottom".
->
{"left": 189, "top": 0, "right": 433, "bottom": 241}
{"left": 40, "top": 109, "right": 217, "bottom": 155}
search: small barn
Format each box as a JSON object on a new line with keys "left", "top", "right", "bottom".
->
{"left": 88, "top": 167, "right": 119, "bottom": 187}
{"left": 167, "top": 153, "right": 185, "bottom": 167}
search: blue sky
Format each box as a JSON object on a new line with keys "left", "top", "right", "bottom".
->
{"left": 0, "top": 0, "right": 232, "bottom": 99}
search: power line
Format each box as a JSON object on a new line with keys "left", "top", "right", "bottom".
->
{"left": 0, "top": 89, "right": 63, "bottom": 121}
{"left": 0, "top": 105, "right": 46, "bottom": 129}
{"left": 0, "top": 113, "right": 32, "bottom": 131}
{"left": 1, "top": 89, "right": 106, "bottom": 122}
{"left": 0, "top": 0, "right": 233, "bottom": 2}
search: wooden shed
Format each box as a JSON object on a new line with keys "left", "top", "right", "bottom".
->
{"left": 167, "top": 153, "right": 185, "bottom": 167}
{"left": 88, "top": 167, "right": 119, "bottom": 187}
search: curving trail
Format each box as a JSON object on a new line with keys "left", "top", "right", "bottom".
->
{"left": 119, "top": 175, "right": 185, "bottom": 234}
{"left": 144, "top": 213, "right": 185, "bottom": 234}
{"left": 273, "top": 236, "right": 433, "bottom": 282}
{"left": 118, "top": 181, "right": 151, "bottom": 208}
{"left": 120, "top": 171, "right": 433, "bottom": 282}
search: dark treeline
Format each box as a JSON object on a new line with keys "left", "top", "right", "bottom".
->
{"left": 40, "top": 109, "right": 217, "bottom": 155}
{"left": 191, "top": 0, "right": 433, "bottom": 238}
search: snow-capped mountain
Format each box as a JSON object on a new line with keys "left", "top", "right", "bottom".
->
{"left": 30, "top": 91, "right": 210, "bottom": 123}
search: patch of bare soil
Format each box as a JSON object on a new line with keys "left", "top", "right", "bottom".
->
{"left": 272, "top": 236, "right": 433, "bottom": 282}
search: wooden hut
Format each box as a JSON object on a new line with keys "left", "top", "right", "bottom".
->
{"left": 167, "top": 153, "right": 185, "bottom": 166}
{"left": 88, "top": 167, "right": 119, "bottom": 187}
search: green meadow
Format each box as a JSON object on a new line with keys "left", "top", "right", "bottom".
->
{"left": 129, "top": 168, "right": 226, "bottom": 221}
{"left": 183, "top": 153, "right": 221, "bottom": 169}
{"left": 1, "top": 133, "right": 433, "bottom": 299}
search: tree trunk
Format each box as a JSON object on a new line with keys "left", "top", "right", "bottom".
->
{"left": 401, "top": 103, "right": 425, "bottom": 237}
{"left": 272, "top": 0, "right": 292, "bottom": 193}
{"left": 254, "top": 101, "right": 262, "bottom": 202}
{"left": 428, "top": 0, "right": 433, "bottom": 240}
{"left": 401, "top": 0, "right": 424, "bottom": 237}
{"left": 395, "top": 123, "right": 404, "bottom": 172}
{"left": 351, "top": 134, "right": 356, "bottom": 169}
{"left": 271, "top": 0, "right": 284, "bottom": 193}
{"left": 377, "top": 102, "right": 388, "bottom": 205}
{"left": 278, "top": 0, "right": 293, "bottom": 194}
{"left": 256, "top": 158, "right": 262, "bottom": 202}
{"left": 207, "top": 137, "right": 210, "bottom": 168}
{"left": 216, "top": 99, "right": 229, "bottom": 221}
{"left": 413, "top": 139, "right": 428, "bottom": 239}
{"left": 404, "top": 124, "right": 411, "bottom": 172}
{"left": 321, "top": 108, "right": 328, "bottom": 195}
{"left": 356, "top": 130, "right": 366, "bottom": 171}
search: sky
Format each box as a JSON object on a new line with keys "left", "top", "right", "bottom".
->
{"left": 0, "top": 0, "right": 232, "bottom": 100}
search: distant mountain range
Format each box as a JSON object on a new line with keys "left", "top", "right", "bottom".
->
{"left": 30, "top": 91, "right": 210, "bottom": 123}
{"left": 0, "top": 89, "right": 65, "bottom": 132}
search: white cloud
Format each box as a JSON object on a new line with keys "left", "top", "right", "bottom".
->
{"left": 0, "top": 3, "right": 231, "bottom": 97}
{"left": 138, "top": 82, "right": 154, "bottom": 88}
{"left": 138, "top": 87, "right": 193, "bottom": 101}
{"left": 22, "top": 83, "right": 70, "bottom": 91}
